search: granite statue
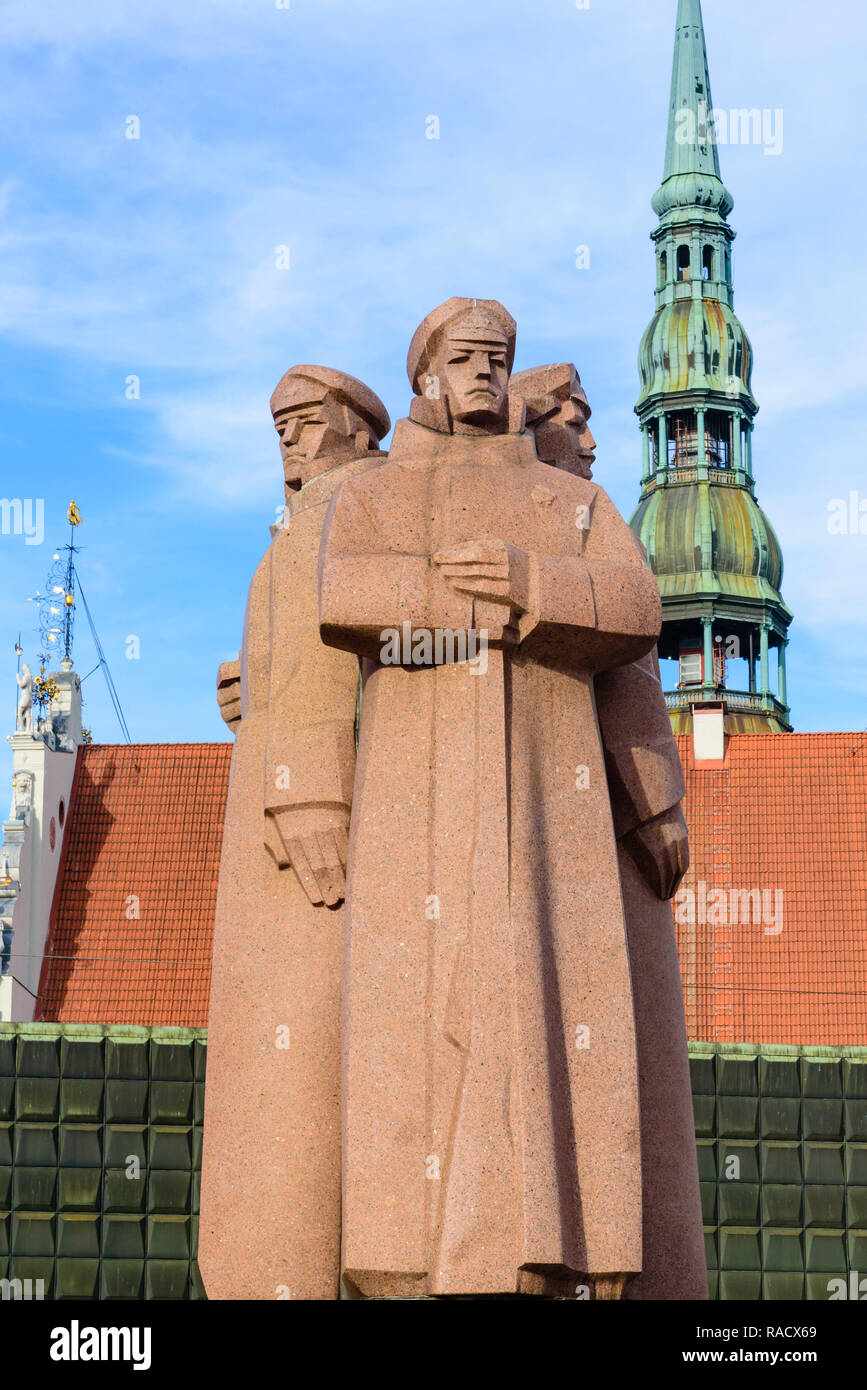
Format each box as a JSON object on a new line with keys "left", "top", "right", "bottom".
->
{"left": 317, "top": 299, "right": 702, "bottom": 1297}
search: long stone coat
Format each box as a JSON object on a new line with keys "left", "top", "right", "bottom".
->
{"left": 199, "top": 456, "right": 380, "bottom": 1300}
{"left": 595, "top": 651, "right": 708, "bottom": 1299}
{"left": 318, "top": 418, "right": 664, "bottom": 1297}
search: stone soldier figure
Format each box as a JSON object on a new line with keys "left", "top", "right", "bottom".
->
{"left": 512, "top": 363, "right": 596, "bottom": 480}
{"left": 199, "top": 366, "right": 390, "bottom": 1299}
{"left": 512, "top": 362, "right": 707, "bottom": 1300}
{"left": 318, "top": 298, "right": 690, "bottom": 1298}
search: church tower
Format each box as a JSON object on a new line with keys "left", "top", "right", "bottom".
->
{"left": 630, "top": 0, "right": 792, "bottom": 735}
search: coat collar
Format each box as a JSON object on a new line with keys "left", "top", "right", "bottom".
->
{"left": 285, "top": 450, "right": 387, "bottom": 520}
{"left": 388, "top": 417, "right": 538, "bottom": 470}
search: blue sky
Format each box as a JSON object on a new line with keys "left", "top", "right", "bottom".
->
{"left": 1, "top": 0, "right": 865, "bottom": 783}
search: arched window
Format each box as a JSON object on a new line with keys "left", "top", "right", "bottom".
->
{"left": 706, "top": 410, "right": 732, "bottom": 468}
{"left": 669, "top": 411, "right": 697, "bottom": 470}
{"left": 702, "top": 245, "right": 714, "bottom": 280}
{"left": 676, "top": 245, "right": 691, "bottom": 282}
{"left": 660, "top": 250, "right": 668, "bottom": 286}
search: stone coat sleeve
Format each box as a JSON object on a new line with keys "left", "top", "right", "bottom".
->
{"left": 593, "top": 525, "right": 686, "bottom": 838}
{"left": 239, "top": 547, "right": 273, "bottom": 724}
{"left": 595, "top": 650, "right": 687, "bottom": 839}
{"left": 520, "top": 485, "right": 663, "bottom": 671}
{"left": 265, "top": 520, "right": 359, "bottom": 820}
{"left": 318, "top": 475, "right": 474, "bottom": 661}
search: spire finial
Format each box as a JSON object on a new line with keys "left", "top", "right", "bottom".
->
{"left": 664, "top": 0, "right": 720, "bottom": 181}
{"left": 652, "top": 0, "right": 733, "bottom": 221}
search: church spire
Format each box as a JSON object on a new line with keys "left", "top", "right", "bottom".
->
{"left": 630, "top": 0, "right": 793, "bottom": 737}
{"left": 652, "top": 0, "right": 733, "bottom": 225}
{"left": 663, "top": 0, "right": 721, "bottom": 181}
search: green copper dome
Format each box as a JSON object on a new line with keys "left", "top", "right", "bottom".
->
{"left": 630, "top": 483, "right": 786, "bottom": 606}
{"left": 637, "top": 298, "right": 757, "bottom": 409}
{"left": 652, "top": 172, "right": 733, "bottom": 222}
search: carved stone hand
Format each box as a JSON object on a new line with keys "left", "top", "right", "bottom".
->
{"left": 622, "top": 803, "right": 689, "bottom": 901}
{"left": 265, "top": 805, "right": 349, "bottom": 908}
{"left": 216, "top": 659, "right": 241, "bottom": 731}
{"left": 433, "top": 537, "right": 531, "bottom": 614}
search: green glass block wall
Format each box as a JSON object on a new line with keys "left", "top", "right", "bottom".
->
{"left": 0, "top": 1024, "right": 205, "bottom": 1300}
{"left": 2, "top": 1026, "right": 865, "bottom": 1300}
{"left": 692, "top": 1044, "right": 867, "bottom": 1300}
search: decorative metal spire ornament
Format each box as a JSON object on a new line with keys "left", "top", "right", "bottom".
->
{"left": 29, "top": 501, "right": 81, "bottom": 669}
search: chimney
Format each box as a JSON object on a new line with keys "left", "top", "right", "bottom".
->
{"left": 692, "top": 703, "right": 726, "bottom": 764}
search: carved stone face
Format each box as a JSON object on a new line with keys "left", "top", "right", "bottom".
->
{"left": 13, "top": 772, "right": 33, "bottom": 807}
{"left": 533, "top": 371, "right": 596, "bottom": 478}
{"left": 272, "top": 382, "right": 365, "bottom": 493}
{"left": 432, "top": 326, "right": 510, "bottom": 433}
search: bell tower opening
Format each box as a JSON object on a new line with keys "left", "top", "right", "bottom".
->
{"left": 706, "top": 410, "right": 731, "bottom": 468}
{"left": 668, "top": 411, "right": 697, "bottom": 471}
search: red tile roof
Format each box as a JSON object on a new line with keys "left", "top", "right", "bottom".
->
{"left": 676, "top": 732, "right": 867, "bottom": 1046}
{"left": 38, "top": 732, "right": 867, "bottom": 1044}
{"left": 37, "top": 743, "right": 231, "bottom": 1026}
